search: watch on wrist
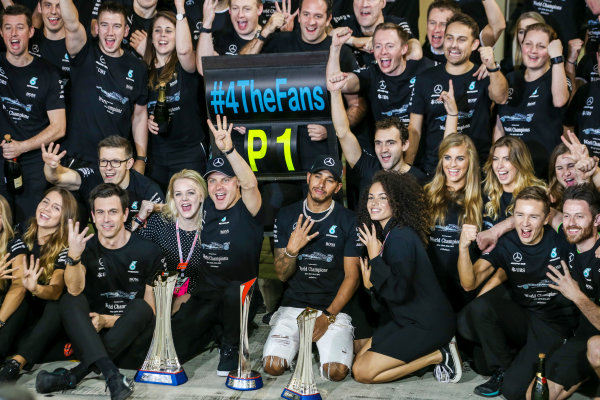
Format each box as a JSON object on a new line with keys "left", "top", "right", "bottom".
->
{"left": 550, "top": 55, "right": 564, "bottom": 65}
{"left": 486, "top": 62, "right": 500, "bottom": 73}
{"left": 223, "top": 146, "right": 235, "bottom": 155}
{"left": 135, "top": 155, "right": 147, "bottom": 163}
{"left": 322, "top": 310, "right": 336, "bottom": 324}
{"left": 176, "top": 13, "right": 186, "bottom": 21}
{"left": 65, "top": 255, "right": 80, "bottom": 266}
{"left": 199, "top": 26, "right": 212, "bottom": 34}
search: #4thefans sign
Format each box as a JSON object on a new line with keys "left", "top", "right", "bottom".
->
{"left": 202, "top": 52, "right": 336, "bottom": 178}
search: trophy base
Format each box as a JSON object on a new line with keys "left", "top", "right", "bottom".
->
{"left": 134, "top": 369, "right": 188, "bottom": 386}
{"left": 225, "top": 370, "right": 263, "bottom": 391}
{"left": 281, "top": 388, "right": 322, "bottom": 400}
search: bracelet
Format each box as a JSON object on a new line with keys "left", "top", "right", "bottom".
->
{"left": 199, "top": 26, "right": 212, "bottom": 34}
{"left": 0, "top": 320, "right": 5, "bottom": 328}
{"left": 133, "top": 216, "right": 146, "bottom": 226}
{"left": 567, "top": 59, "right": 577, "bottom": 65}
{"left": 284, "top": 248, "right": 298, "bottom": 258}
{"left": 447, "top": 113, "right": 458, "bottom": 117}
{"left": 223, "top": 146, "right": 235, "bottom": 155}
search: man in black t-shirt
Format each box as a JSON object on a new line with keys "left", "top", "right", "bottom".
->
{"left": 171, "top": 115, "right": 264, "bottom": 376}
{"left": 263, "top": 155, "right": 361, "bottom": 381}
{"left": 59, "top": 0, "right": 148, "bottom": 172}
{"left": 407, "top": 13, "right": 508, "bottom": 174}
{"left": 36, "top": 183, "right": 165, "bottom": 398}
{"left": 43, "top": 135, "right": 164, "bottom": 225}
{"left": 529, "top": 185, "right": 600, "bottom": 400}
{"left": 457, "top": 187, "right": 578, "bottom": 399}
{"left": 0, "top": 5, "right": 66, "bottom": 227}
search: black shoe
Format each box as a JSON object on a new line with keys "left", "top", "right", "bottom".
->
{"left": 0, "top": 359, "right": 21, "bottom": 382}
{"left": 217, "top": 344, "right": 238, "bottom": 377}
{"left": 35, "top": 368, "right": 76, "bottom": 393}
{"left": 434, "top": 338, "right": 462, "bottom": 383}
{"left": 262, "top": 311, "right": 274, "bottom": 324}
{"left": 106, "top": 373, "right": 134, "bottom": 400}
{"left": 474, "top": 369, "right": 504, "bottom": 397}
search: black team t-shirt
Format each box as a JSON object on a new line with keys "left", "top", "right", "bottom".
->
{"left": 481, "top": 226, "right": 579, "bottom": 331}
{"left": 0, "top": 54, "right": 64, "bottom": 165}
{"left": 81, "top": 234, "right": 165, "bottom": 315}
{"left": 213, "top": 27, "right": 251, "bottom": 55}
{"left": 576, "top": 54, "right": 599, "bottom": 84}
{"left": 29, "top": 30, "right": 70, "bottom": 82}
{"left": 497, "top": 69, "right": 569, "bottom": 175}
{"left": 198, "top": 197, "right": 264, "bottom": 293}
{"left": 483, "top": 191, "right": 514, "bottom": 229}
{"left": 75, "top": 167, "right": 164, "bottom": 223}
{"left": 585, "top": 11, "right": 600, "bottom": 55}
{"left": 408, "top": 63, "right": 492, "bottom": 174}
{"left": 147, "top": 64, "right": 205, "bottom": 160}
{"left": 566, "top": 81, "right": 600, "bottom": 159}
{"left": 274, "top": 201, "right": 362, "bottom": 310}
{"left": 524, "top": 0, "right": 586, "bottom": 47}
{"left": 65, "top": 40, "right": 148, "bottom": 164}
{"left": 354, "top": 59, "right": 431, "bottom": 125}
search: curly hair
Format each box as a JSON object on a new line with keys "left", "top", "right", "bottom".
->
{"left": 357, "top": 170, "right": 430, "bottom": 245}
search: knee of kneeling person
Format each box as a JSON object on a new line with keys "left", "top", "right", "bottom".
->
{"left": 322, "top": 362, "right": 348, "bottom": 382}
{"left": 351, "top": 359, "right": 373, "bottom": 384}
{"left": 501, "top": 379, "right": 525, "bottom": 400}
{"left": 263, "top": 356, "right": 287, "bottom": 376}
{"left": 588, "top": 336, "right": 600, "bottom": 367}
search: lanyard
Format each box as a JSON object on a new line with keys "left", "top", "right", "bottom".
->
{"left": 176, "top": 219, "right": 199, "bottom": 270}
{"left": 378, "top": 230, "right": 391, "bottom": 257}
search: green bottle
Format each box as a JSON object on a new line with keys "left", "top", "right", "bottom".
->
{"left": 532, "top": 353, "right": 549, "bottom": 400}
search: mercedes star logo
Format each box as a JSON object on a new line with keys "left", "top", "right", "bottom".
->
{"left": 434, "top": 84, "right": 443, "bottom": 94}
{"left": 513, "top": 252, "right": 522, "bottom": 262}
{"left": 587, "top": 97, "right": 594, "bottom": 106}
{"left": 324, "top": 157, "right": 335, "bottom": 166}
{"left": 379, "top": 80, "right": 387, "bottom": 90}
{"left": 213, "top": 158, "right": 224, "bottom": 167}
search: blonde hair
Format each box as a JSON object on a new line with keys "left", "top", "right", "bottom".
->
{"left": 483, "top": 136, "right": 546, "bottom": 221}
{"left": 162, "top": 169, "right": 208, "bottom": 231}
{"left": 23, "top": 187, "right": 78, "bottom": 285}
{"left": 424, "top": 133, "right": 483, "bottom": 229}
{"left": 512, "top": 12, "right": 545, "bottom": 68}
{"left": 0, "top": 195, "right": 14, "bottom": 291}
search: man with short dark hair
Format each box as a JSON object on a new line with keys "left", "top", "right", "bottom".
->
{"left": 59, "top": 0, "right": 148, "bottom": 172}
{"left": 35, "top": 183, "right": 165, "bottom": 399}
{"left": 42, "top": 136, "right": 163, "bottom": 225}
{"left": 0, "top": 4, "right": 66, "bottom": 226}
{"left": 457, "top": 186, "right": 578, "bottom": 399}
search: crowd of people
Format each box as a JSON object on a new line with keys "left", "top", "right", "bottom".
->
{"left": 0, "top": 0, "right": 598, "bottom": 399}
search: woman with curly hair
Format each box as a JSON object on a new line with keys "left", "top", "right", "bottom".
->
{"left": 0, "top": 187, "right": 78, "bottom": 381}
{"left": 424, "top": 133, "right": 483, "bottom": 311}
{"left": 352, "top": 170, "right": 460, "bottom": 384}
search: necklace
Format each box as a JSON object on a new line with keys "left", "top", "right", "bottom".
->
{"left": 303, "top": 199, "right": 335, "bottom": 223}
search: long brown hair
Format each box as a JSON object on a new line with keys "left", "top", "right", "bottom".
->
{"left": 424, "top": 133, "right": 482, "bottom": 229}
{"left": 23, "top": 187, "right": 78, "bottom": 284}
{"left": 547, "top": 143, "right": 571, "bottom": 208}
{"left": 483, "top": 136, "right": 546, "bottom": 222}
{"left": 144, "top": 11, "right": 179, "bottom": 90}
{"left": 0, "top": 195, "right": 14, "bottom": 291}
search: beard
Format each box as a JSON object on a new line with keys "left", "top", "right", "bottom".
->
{"left": 564, "top": 223, "right": 595, "bottom": 244}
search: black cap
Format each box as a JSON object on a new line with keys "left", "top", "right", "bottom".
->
{"left": 309, "top": 155, "right": 342, "bottom": 182}
{"left": 204, "top": 156, "right": 235, "bottom": 178}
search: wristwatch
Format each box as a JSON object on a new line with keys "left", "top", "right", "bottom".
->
{"left": 486, "top": 62, "right": 500, "bottom": 73}
{"left": 322, "top": 309, "right": 336, "bottom": 324}
{"left": 550, "top": 56, "right": 564, "bottom": 65}
{"left": 65, "top": 255, "right": 81, "bottom": 266}
{"left": 176, "top": 13, "right": 186, "bottom": 21}
{"left": 255, "top": 29, "right": 267, "bottom": 41}
{"left": 135, "top": 155, "right": 147, "bottom": 163}
{"left": 199, "top": 26, "right": 212, "bottom": 34}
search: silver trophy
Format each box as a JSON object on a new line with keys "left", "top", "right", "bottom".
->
{"left": 281, "top": 307, "right": 322, "bottom": 400}
{"left": 135, "top": 272, "right": 188, "bottom": 386}
{"left": 226, "top": 278, "right": 263, "bottom": 390}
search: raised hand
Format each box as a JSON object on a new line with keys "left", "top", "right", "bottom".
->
{"left": 567, "top": 38, "right": 584, "bottom": 65}
{"left": 202, "top": 0, "right": 218, "bottom": 27}
{"left": 359, "top": 257, "right": 372, "bottom": 290}
{"left": 478, "top": 46, "right": 496, "bottom": 70}
{"left": 0, "top": 253, "right": 17, "bottom": 280}
{"left": 137, "top": 200, "right": 156, "bottom": 222}
{"left": 561, "top": 130, "right": 589, "bottom": 163}
{"left": 327, "top": 72, "right": 348, "bottom": 92}
{"left": 439, "top": 79, "right": 457, "bottom": 116}
{"left": 277, "top": 0, "right": 298, "bottom": 32}
{"left": 472, "top": 63, "right": 489, "bottom": 81}
{"left": 207, "top": 115, "right": 234, "bottom": 153}
{"left": 331, "top": 27, "right": 352, "bottom": 48}
{"left": 41, "top": 142, "right": 67, "bottom": 169}
{"left": 129, "top": 30, "right": 147, "bottom": 57}
{"left": 264, "top": 3, "right": 286, "bottom": 36}
{"left": 286, "top": 214, "right": 319, "bottom": 256}
{"left": 67, "top": 219, "right": 94, "bottom": 260}
{"left": 548, "top": 39, "right": 563, "bottom": 59}
{"left": 547, "top": 260, "right": 584, "bottom": 303}
{"left": 21, "top": 255, "right": 42, "bottom": 293}
{"left": 460, "top": 224, "right": 478, "bottom": 250}
{"left": 358, "top": 223, "right": 382, "bottom": 259}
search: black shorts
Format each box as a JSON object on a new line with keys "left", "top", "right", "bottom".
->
{"left": 370, "top": 319, "right": 452, "bottom": 362}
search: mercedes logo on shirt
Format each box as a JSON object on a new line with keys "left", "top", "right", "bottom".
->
{"left": 324, "top": 157, "right": 335, "bottom": 166}
{"left": 229, "top": 44, "right": 237, "bottom": 54}
{"left": 434, "top": 84, "right": 443, "bottom": 94}
{"left": 512, "top": 252, "right": 523, "bottom": 262}
{"left": 587, "top": 97, "right": 594, "bottom": 106}
{"left": 379, "top": 80, "right": 387, "bottom": 90}
{"left": 213, "top": 158, "right": 224, "bottom": 167}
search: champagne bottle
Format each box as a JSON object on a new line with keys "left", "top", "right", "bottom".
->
{"left": 153, "top": 82, "right": 170, "bottom": 137}
{"left": 3, "top": 134, "right": 23, "bottom": 194}
{"left": 532, "top": 353, "right": 549, "bottom": 400}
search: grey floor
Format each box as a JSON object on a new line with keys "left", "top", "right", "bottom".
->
{"left": 3, "top": 314, "right": 594, "bottom": 400}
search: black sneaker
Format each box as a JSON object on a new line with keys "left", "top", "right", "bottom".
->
{"left": 35, "top": 368, "right": 76, "bottom": 393}
{"left": 106, "top": 373, "right": 134, "bottom": 400}
{"left": 434, "top": 338, "right": 462, "bottom": 383}
{"left": 0, "top": 359, "right": 21, "bottom": 382}
{"left": 474, "top": 369, "right": 504, "bottom": 397}
{"left": 217, "top": 344, "right": 239, "bottom": 377}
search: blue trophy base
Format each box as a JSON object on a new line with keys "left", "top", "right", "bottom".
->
{"left": 281, "top": 388, "right": 322, "bottom": 400}
{"left": 134, "top": 369, "right": 188, "bottom": 386}
{"left": 225, "top": 370, "right": 263, "bottom": 391}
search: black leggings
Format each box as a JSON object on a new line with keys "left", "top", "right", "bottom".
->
{"left": 60, "top": 294, "right": 154, "bottom": 371}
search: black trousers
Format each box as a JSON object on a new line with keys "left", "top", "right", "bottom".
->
{"left": 0, "top": 300, "right": 29, "bottom": 358}
{"left": 458, "top": 285, "right": 567, "bottom": 400}
{"left": 18, "top": 300, "right": 65, "bottom": 365}
{"left": 60, "top": 294, "right": 154, "bottom": 371}
{"left": 172, "top": 281, "right": 261, "bottom": 363}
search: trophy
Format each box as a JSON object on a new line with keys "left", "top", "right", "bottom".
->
{"left": 135, "top": 272, "right": 188, "bottom": 386}
{"left": 226, "top": 278, "right": 263, "bottom": 390}
{"left": 281, "top": 307, "right": 322, "bottom": 400}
